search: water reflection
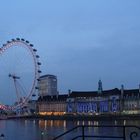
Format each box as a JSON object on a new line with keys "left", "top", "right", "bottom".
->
{"left": 0, "top": 121, "right": 5, "bottom": 129}
{"left": 94, "top": 121, "right": 99, "bottom": 125}
{"left": 124, "top": 120, "right": 126, "bottom": 125}
{"left": 115, "top": 120, "right": 117, "bottom": 125}
{"left": 0, "top": 119, "right": 140, "bottom": 140}
{"left": 38, "top": 120, "right": 68, "bottom": 129}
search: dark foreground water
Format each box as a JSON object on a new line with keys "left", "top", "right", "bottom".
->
{"left": 0, "top": 119, "right": 140, "bottom": 140}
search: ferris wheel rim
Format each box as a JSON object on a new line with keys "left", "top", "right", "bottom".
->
{"left": 0, "top": 38, "right": 41, "bottom": 110}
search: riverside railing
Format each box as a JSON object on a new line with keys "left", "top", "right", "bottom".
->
{"left": 52, "top": 125, "right": 140, "bottom": 140}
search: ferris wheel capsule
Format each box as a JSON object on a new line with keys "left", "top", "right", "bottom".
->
{"left": 32, "top": 94, "right": 36, "bottom": 97}
{"left": 16, "top": 38, "right": 20, "bottom": 41}
{"left": 26, "top": 40, "right": 29, "bottom": 43}
{"left": 30, "top": 44, "right": 34, "bottom": 47}
{"left": 7, "top": 41, "right": 11, "bottom": 43}
{"left": 37, "top": 62, "right": 41, "bottom": 65}
{"left": 35, "top": 87, "right": 39, "bottom": 89}
{"left": 36, "top": 55, "right": 40, "bottom": 58}
{"left": 21, "top": 38, "right": 25, "bottom": 41}
{"left": 38, "top": 70, "right": 42, "bottom": 73}
{"left": 33, "top": 49, "right": 37, "bottom": 52}
{"left": 11, "top": 39, "right": 15, "bottom": 41}
{"left": 37, "top": 78, "right": 40, "bottom": 81}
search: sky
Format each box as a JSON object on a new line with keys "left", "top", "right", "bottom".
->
{"left": 0, "top": 0, "right": 140, "bottom": 102}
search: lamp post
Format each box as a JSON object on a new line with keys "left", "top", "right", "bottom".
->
{"left": 41, "top": 131, "right": 44, "bottom": 140}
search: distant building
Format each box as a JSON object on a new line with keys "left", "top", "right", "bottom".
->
{"left": 67, "top": 86, "right": 140, "bottom": 115}
{"left": 38, "top": 74, "right": 58, "bottom": 97}
{"left": 37, "top": 79, "right": 140, "bottom": 115}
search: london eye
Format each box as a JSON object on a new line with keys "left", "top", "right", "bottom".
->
{"left": 0, "top": 38, "right": 41, "bottom": 110}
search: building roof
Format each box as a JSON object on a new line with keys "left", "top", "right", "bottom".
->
{"left": 69, "top": 88, "right": 121, "bottom": 98}
{"left": 39, "top": 74, "right": 56, "bottom": 79}
{"left": 38, "top": 94, "right": 68, "bottom": 102}
{"left": 37, "top": 88, "right": 140, "bottom": 101}
{"left": 123, "top": 89, "right": 140, "bottom": 98}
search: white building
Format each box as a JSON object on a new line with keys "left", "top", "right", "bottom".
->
{"left": 38, "top": 74, "right": 58, "bottom": 97}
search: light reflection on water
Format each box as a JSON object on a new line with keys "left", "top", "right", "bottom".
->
{"left": 0, "top": 119, "right": 140, "bottom": 140}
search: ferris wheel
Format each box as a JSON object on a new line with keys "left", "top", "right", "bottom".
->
{"left": 0, "top": 38, "right": 41, "bottom": 110}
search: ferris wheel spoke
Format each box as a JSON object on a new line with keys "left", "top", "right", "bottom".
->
{"left": 0, "top": 38, "right": 41, "bottom": 110}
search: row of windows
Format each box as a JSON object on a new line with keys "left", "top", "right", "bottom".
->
{"left": 38, "top": 98, "right": 140, "bottom": 114}
{"left": 39, "top": 104, "right": 66, "bottom": 112}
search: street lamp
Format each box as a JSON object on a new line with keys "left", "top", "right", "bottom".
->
{"left": 41, "top": 131, "right": 44, "bottom": 140}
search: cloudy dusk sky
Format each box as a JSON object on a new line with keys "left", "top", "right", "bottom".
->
{"left": 0, "top": 0, "right": 140, "bottom": 99}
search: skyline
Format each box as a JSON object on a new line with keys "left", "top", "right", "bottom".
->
{"left": 0, "top": 0, "right": 140, "bottom": 99}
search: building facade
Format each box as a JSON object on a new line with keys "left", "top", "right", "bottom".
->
{"left": 37, "top": 80, "right": 140, "bottom": 115}
{"left": 67, "top": 88, "right": 121, "bottom": 115}
{"left": 66, "top": 87, "right": 140, "bottom": 115}
{"left": 37, "top": 95, "right": 68, "bottom": 115}
{"left": 122, "top": 89, "right": 140, "bottom": 114}
{"left": 37, "top": 88, "right": 140, "bottom": 115}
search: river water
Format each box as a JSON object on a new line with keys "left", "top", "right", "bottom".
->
{"left": 0, "top": 119, "right": 140, "bottom": 140}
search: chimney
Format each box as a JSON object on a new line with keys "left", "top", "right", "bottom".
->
{"left": 68, "top": 89, "right": 71, "bottom": 96}
{"left": 98, "top": 79, "right": 103, "bottom": 94}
